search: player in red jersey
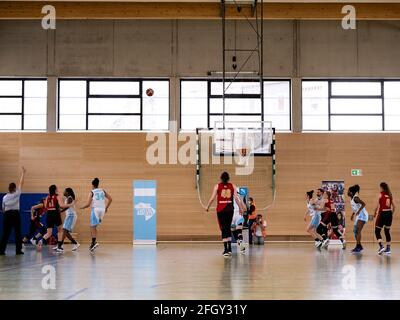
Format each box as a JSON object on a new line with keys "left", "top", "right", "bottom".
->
{"left": 22, "top": 198, "right": 47, "bottom": 246}
{"left": 205, "top": 172, "right": 245, "bottom": 257}
{"left": 374, "top": 182, "right": 396, "bottom": 255}
{"left": 36, "top": 185, "right": 73, "bottom": 249}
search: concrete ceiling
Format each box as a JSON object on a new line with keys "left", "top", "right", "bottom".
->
{"left": 5, "top": 0, "right": 400, "bottom": 3}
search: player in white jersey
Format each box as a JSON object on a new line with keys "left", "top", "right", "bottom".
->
{"left": 348, "top": 185, "right": 368, "bottom": 253}
{"left": 313, "top": 188, "right": 330, "bottom": 249}
{"left": 56, "top": 188, "right": 80, "bottom": 253}
{"left": 304, "top": 190, "right": 324, "bottom": 249}
{"left": 230, "top": 191, "right": 246, "bottom": 253}
{"left": 81, "top": 178, "right": 112, "bottom": 252}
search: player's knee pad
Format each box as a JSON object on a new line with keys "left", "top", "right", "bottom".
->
{"left": 375, "top": 227, "right": 382, "bottom": 240}
{"left": 384, "top": 227, "right": 391, "bottom": 242}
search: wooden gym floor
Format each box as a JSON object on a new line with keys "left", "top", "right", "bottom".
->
{"left": 0, "top": 243, "right": 398, "bottom": 300}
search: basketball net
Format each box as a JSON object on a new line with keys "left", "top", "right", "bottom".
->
{"left": 196, "top": 122, "right": 276, "bottom": 213}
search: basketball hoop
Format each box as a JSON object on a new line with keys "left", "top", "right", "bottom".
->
{"left": 195, "top": 121, "right": 276, "bottom": 211}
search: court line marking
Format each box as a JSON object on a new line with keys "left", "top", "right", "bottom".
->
{"left": 0, "top": 253, "right": 65, "bottom": 272}
{"left": 64, "top": 288, "right": 88, "bottom": 300}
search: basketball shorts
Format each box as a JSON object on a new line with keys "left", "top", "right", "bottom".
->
{"left": 310, "top": 213, "right": 321, "bottom": 228}
{"left": 63, "top": 214, "right": 77, "bottom": 232}
{"left": 90, "top": 208, "right": 105, "bottom": 227}
{"left": 375, "top": 211, "right": 393, "bottom": 228}
{"left": 231, "top": 215, "right": 244, "bottom": 230}
{"left": 355, "top": 209, "right": 368, "bottom": 224}
{"left": 46, "top": 210, "right": 62, "bottom": 228}
{"left": 330, "top": 212, "right": 339, "bottom": 227}
{"left": 321, "top": 211, "right": 331, "bottom": 225}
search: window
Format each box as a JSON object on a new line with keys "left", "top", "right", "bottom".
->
{"left": 301, "top": 80, "right": 400, "bottom": 132}
{"left": 384, "top": 82, "right": 400, "bottom": 131}
{"left": 58, "top": 79, "right": 169, "bottom": 131}
{"left": 0, "top": 79, "right": 47, "bottom": 130}
{"left": 180, "top": 79, "right": 291, "bottom": 131}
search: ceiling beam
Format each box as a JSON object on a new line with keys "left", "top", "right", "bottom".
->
{"left": 1, "top": 2, "right": 400, "bottom": 20}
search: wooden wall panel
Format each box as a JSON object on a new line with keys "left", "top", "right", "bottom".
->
{"left": 0, "top": 132, "right": 399, "bottom": 242}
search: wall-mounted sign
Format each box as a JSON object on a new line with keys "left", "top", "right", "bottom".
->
{"left": 133, "top": 180, "right": 157, "bottom": 245}
{"left": 351, "top": 169, "right": 362, "bottom": 176}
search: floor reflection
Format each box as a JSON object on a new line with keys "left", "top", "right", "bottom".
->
{"left": 0, "top": 243, "right": 399, "bottom": 300}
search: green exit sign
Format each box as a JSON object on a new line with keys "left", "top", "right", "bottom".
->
{"left": 351, "top": 169, "right": 363, "bottom": 176}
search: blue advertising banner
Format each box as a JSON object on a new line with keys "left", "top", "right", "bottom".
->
{"left": 133, "top": 180, "right": 157, "bottom": 245}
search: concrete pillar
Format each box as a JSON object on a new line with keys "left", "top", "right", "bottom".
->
{"left": 169, "top": 76, "right": 180, "bottom": 126}
{"left": 170, "top": 20, "right": 180, "bottom": 130}
{"left": 291, "top": 77, "right": 302, "bottom": 133}
{"left": 46, "top": 76, "right": 57, "bottom": 132}
{"left": 46, "top": 29, "right": 57, "bottom": 132}
{"left": 291, "top": 20, "right": 302, "bottom": 133}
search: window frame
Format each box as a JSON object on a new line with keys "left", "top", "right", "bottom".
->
{"left": 57, "top": 78, "right": 170, "bottom": 131}
{"left": 0, "top": 78, "right": 47, "bottom": 131}
{"left": 301, "top": 79, "right": 400, "bottom": 132}
{"left": 180, "top": 78, "right": 292, "bottom": 131}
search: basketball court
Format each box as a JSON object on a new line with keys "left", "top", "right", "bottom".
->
{"left": 1, "top": 0, "right": 400, "bottom": 304}
{"left": 1, "top": 243, "right": 398, "bottom": 300}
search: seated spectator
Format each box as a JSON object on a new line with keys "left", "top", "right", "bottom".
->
{"left": 251, "top": 214, "right": 266, "bottom": 245}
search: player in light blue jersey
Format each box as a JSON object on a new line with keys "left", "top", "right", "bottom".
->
{"left": 230, "top": 190, "right": 246, "bottom": 253}
{"left": 81, "top": 178, "right": 112, "bottom": 252}
{"left": 348, "top": 185, "right": 368, "bottom": 253}
{"left": 304, "top": 190, "right": 324, "bottom": 249}
{"left": 56, "top": 188, "right": 79, "bottom": 253}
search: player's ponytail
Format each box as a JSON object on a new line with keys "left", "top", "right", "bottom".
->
{"left": 380, "top": 182, "right": 393, "bottom": 202}
{"left": 348, "top": 186, "right": 354, "bottom": 197}
{"left": 306, "top": 190, "right": 314, "bottom": 199}
{"left": 220, "top": 172, "right": 230, "bottom": 185}
{"left": 65, "top": 187, "right": 75, "bottom": 200}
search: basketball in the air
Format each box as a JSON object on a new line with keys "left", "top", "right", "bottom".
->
{"left": 146, "top": 88, "right": 154, "bottom": 97}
